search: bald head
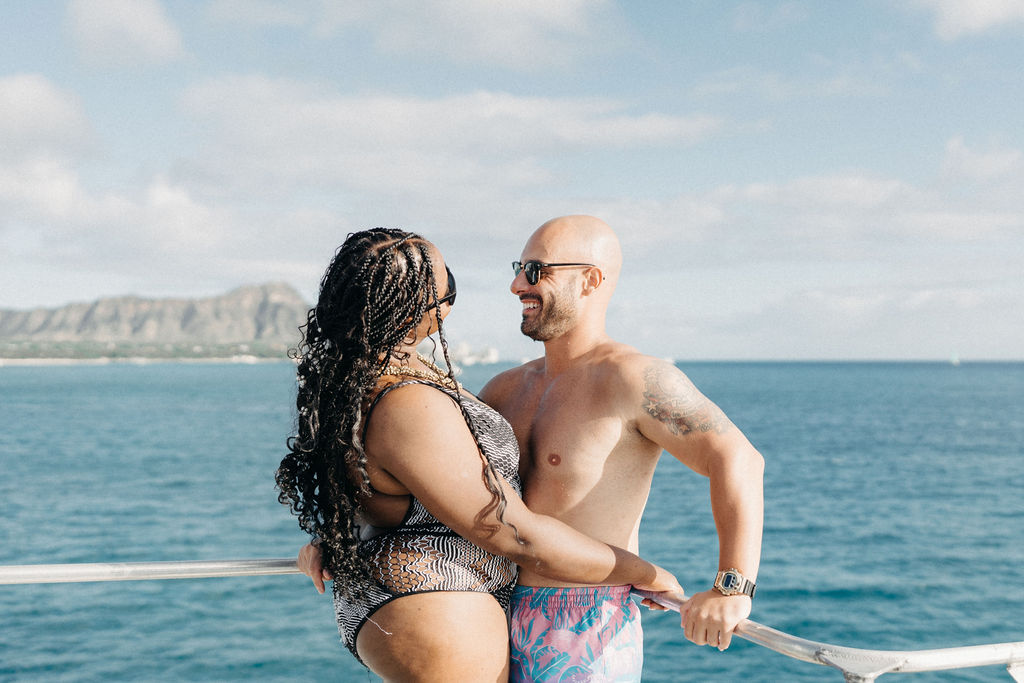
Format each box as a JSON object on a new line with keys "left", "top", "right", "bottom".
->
{"left": 526, "top": 215, "right": 622, "bottom": 292}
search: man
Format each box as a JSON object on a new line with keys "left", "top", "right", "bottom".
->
{"left": 300, "top": 215, "right": 763, "bottom": 681}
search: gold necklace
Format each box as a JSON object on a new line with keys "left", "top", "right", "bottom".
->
{"left": 380, "top": 353, "right": 460, "bottom": 390}
{"left": 417, "top": 353, "right": 453, "bottom": 380}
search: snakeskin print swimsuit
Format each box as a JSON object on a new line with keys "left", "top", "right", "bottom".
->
{"left": 333, "top": 380, "right": 521, "bottom": 660}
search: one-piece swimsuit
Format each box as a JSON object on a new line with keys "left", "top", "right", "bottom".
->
{"left": 333, "top": 379, "right": 522, "bottom": 661}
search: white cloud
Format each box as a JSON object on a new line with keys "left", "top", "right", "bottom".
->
{"left": 897, "top": 209, "right": 1022, "bottom": 239}
{"left": 913, "top": 0, "right": 1024, "bottom": 39}
{"left": 693, "top": 65, "right": 888, "bottom": 101}
{"left": 748, "top": 171, "right": 1022, "bottom": 244}
{"left": 941, "top": 137, "right": 1022, "bottom": 181}
{"left": 686, "top": 173, "right": 920, "bottom": 249}
{"left": 694, "top": 52, "right": 925, "bottom": 102}
{"left": 205, "top": 0, "right": 623, "bottom": 70}
{"left": 0, "top": 149, "right": 351, "bottom": 305}
{"left": 316, "top": 0, "right": 622, "bottom": 70}
{"left": 178, "top": 77, "right": 720, "bottom": 199}
{"left": 204, "top": 0, "right": 306, "bottom": 28}
{"left": 0, "top": 158, "right": 218, "bottom": 266}
{"left": 0, "top": 158, "right": 98, "bottom": 222}
{"left": 66, "top": 0, "right": 185, "bottom": 66}
{"left": 756, "top": 174, "right": 913, "bottom": 209}
{"left": 141, "top": 178, "right": 229, "bottom": 254}
{"left": 819, "top": 72, "right": 891, "bottom": 98}
{"left": 549, "top": 196, "right": 728, "bottom": 255}
{"left": 732, "top": 2, "right": 810, "bottom": 33}
{"left": 692, "top": 66, "right": 796, "bottom": 100}
{"left": 598, "top": 155, "right": 1023, "bottom": 274}
{"left": 695, "top": 279, "right": 1024, "bottom": 360}
{"left": 0, "top": 75, "right": 92, "bottom": 161}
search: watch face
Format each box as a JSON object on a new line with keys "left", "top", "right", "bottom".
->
{"left": 715, "top": 569, "right": 754, "bottom": 598}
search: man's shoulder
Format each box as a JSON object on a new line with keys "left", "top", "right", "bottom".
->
{"left": 593, "top": 343, "right": 674, "bottom": 380}
{"left": 580, "top": 344, "right": 683, "bottom": 408}
{"left": 490, "top": 358, "right": 543, "bottom": 385}
{"left": 479, "top": 358, "right": 542, "bottom": 403}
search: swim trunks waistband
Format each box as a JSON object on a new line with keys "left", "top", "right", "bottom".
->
{"left": 512, "top": 584, "right": 633, "bottom": 608}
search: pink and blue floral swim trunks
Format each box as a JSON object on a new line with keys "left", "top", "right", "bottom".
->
{"left": 509, "top": 584, "right": 643, "bottom": 682}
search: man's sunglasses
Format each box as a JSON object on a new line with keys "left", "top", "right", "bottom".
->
{"left": 437, "top": 266, "right": 457, "bottom": 306}
{"left": 512, "top": 260, "right": 595, "bottom": 286}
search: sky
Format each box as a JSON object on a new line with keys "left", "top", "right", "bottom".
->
{"left": 1, "top": 1, "right": 1022, "bottom": 361}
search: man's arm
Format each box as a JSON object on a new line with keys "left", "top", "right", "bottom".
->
{"left": 630, "top": 357, "right": 764, "bottom": 650}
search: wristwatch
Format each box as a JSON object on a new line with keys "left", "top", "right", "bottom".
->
{"left": 713, "top": 568, "right": 756, "bottom": 598}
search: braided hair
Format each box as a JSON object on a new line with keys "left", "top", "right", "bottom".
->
{"left": 275, "top": 228, "right": 512, "bottom": 595}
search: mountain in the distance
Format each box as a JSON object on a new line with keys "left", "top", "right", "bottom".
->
{"left": 0, "top": 283, "right": 311, "bottom": 359}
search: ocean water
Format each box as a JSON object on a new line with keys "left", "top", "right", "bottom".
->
{"left": 1, "top": 360, "right": 1022, "bottom": 682}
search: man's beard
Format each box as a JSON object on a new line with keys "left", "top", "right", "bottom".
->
{"left": 521, "top": 282, "right": 578, "bottom": 341}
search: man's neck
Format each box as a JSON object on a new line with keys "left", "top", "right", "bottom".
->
{"left": 541, "top": 326, "right": 609, "bottom": 376}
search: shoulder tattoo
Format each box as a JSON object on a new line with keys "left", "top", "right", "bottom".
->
{"left": 641, "top": 364, "right": 733, "bottom": 436}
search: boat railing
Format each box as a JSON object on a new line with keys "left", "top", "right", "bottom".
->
{"left": 632, "top": 589, "right": 1024, "bottom": 682}
{"left": 2, "top": 559, "right": 1022, "bottom": 682}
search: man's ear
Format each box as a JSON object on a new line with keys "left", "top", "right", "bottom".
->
{"left": 582, "top": 266, "right": 603, "bottom": 295}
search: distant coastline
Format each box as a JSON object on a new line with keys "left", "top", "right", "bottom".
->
{"left": 0, "top": 340, "right": 295, "bottom": 365}
{"left": 0, "top": 339, "right": 503, "bottom": 368}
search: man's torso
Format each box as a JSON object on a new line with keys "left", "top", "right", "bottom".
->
{"left": 485, "top": 345, "right": 663, "bottom": 586}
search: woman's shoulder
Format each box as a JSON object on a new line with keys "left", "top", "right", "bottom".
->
{"left": 366, "top": 379, "right": 463, "bottom": 434}
{"left": 363, "top": 380, "right": 482, "bottom": 475}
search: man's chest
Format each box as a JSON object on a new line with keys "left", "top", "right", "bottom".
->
{"left": 501, "top": 376, "right": 629, "bottom": 473}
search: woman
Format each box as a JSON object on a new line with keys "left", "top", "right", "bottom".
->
{"left": 276, "top": 228, "right": 679, "bottom": 681}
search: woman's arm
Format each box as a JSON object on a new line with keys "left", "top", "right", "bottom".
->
{"left": 366, "top": 384, "right": 679, "bottom": 593}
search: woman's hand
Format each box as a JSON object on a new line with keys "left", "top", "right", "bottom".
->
{"left": 298, "top": 541, "right": 333, "bottom": 594}
{"left": 633, "top": 563, "right": 684, "bottom": 597}
{"left": 634, "top": 563, "right": 686, "bottom": 614}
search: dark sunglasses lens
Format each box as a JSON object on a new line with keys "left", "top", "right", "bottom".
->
{"left": 445, "top": 267, "right": 456, "bottom": 304}
{"left": 512, "top": 260, "right": 540, "bottom": 284}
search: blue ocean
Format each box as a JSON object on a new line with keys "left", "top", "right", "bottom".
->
{"left": 1, "top": 361, "right": 1022, "bottom": 682}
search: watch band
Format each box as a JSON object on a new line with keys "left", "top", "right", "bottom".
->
{"left": 713, "top": 568, "right": 756, "bottom": 598}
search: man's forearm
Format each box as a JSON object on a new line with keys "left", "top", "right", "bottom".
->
{"left": 708, "top": 446, "right": 764, "bottom": 578}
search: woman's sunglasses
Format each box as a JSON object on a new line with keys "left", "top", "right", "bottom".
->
{"left": 512, "top": 260, "right": 595, "bottom": 286}
{"left": 437, "top": 266, "right": 457, "bottom": 306}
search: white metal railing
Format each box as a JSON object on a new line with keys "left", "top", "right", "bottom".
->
{"left": 0, "top": 558, "right": 299, "bottom": 584}
{"left": 633, "top": 590, "right": 1024, "bottom": 682}
{"left": 1, "top": 560, "right": 1022, "bottom": 682}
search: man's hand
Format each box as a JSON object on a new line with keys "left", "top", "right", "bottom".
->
{"left": 298, "top": 542, "right": 333, "bottom": 594}
{"left": 679, "top": 589, "right": 751, "bottom": 650}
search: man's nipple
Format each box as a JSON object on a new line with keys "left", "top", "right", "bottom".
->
{"left": 546, "top": 453, "right": 561, "bottom": 466}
